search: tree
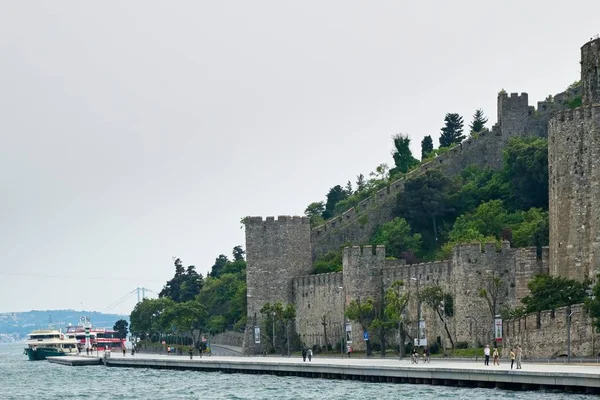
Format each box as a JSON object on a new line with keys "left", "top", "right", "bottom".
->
{"left": 345, "top": 296, "right": 376, "bottom": 356}
{"left": 478, "top": 271, "right": 507, "bottom": 341}
{"left": 469, "top": 109, "right": 488, "bottom": 135}
{"left": 356, "top": 174, "right": 367, "bottom": 193}
{"left": 129, "top": 297, "right": 174, "bottom": 339}
{"left": 113, "top": 319, "right": 129, "bottom": 340}
{"left": 418, "top": 286, "right": 455, "bottom": 349}
{"left": 421, "top": 135, "right": 434, "bottom": 160}
{"left": 323, "top": 185, "right": 349, "bottom": 219}
{"left": 345, "top": 180, "right": 353, "bottom": 196}
{"left": 394, "top": 169, "right": 457, "bottom": 250}
{"left": 162, "top": 300, "right": 207, "bottom": 348}
{"left": 522, "top": 274, "right": 589, "bottom": 313}
{"left": 232, "top": 245, "right": 245, "bottom": 262}
{"left": 372, "top": 218, "right": 422, "bottom": 259}
{"left": 312, "top": 250, "right": 342, "bottom": 274}
{"left": 439, "top": 113, "right": 465, "bottom": 148}
{"left": 585, "top": 280, "right": 600, "bottom": 332}
{"left": 375, "top": 280, "right": 409, "bottom": 357}
{"left": 369, "top": 163, "right": 390, "bottom": 182}
{"left": 390, "top": 134, "right": 419, "bottom": 176}
{"left": 209, "top": 254, "right": 229, "bottom": 278}
{"left": 502, "top": 137, "right": 549, "bottom": 210}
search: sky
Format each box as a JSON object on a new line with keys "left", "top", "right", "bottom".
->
{"left": 1, "top": 1, "right": 598, "bottom": 316}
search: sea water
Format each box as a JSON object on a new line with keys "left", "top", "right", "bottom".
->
{"left": 0, "top": 343, "right": 594, "bottom": 400}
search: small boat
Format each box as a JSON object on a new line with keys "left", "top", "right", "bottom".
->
{"left": 23, "top": 329, "right": 79, "bottom": 361}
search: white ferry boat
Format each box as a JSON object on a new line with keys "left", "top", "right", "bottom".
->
{"left": 23, "top": 329, "right": 79, "bottom": 361}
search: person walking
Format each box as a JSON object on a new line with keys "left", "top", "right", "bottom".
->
{"left": 492, "top": 347, "right": 499, "bottom": 365}
{"left": 516, "top": 345, "right": 522, "bottom": 369}
{"left": 122, "top": 346, "right": 126, "bottom": 357}
{"left": 347, "top": 345, "right": 352, "bottom": 358}
{"left": 510, "top": 348, "right": 515, "bottom": 369}
{"left": 484, "top": 344, "right": 490, "bottom": 366}
{"left": 302, "top": 347, "right": 307, "bottom": 362}
{"left": 307, "top": 348, "right": 313, "bottom": 362}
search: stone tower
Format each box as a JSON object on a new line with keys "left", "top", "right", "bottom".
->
{"left": 549, "top": 38, "right": 600, "bottom": 281}
{"left": 243, "top": 216, "right": 312, "bottom": 352}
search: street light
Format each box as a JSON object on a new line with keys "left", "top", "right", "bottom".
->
{"left": 271, "top": 311, "right": 276, "bottom": 353}
{"left": 567, "top": 308, "right": 576, "bottom": 363}
{"left": 337, "top": 286, "right": 346, "bottom": 357}
{"left": 410, "top": 275, "right": 422, "bottom": 348}
{"left": 466, "top": 315, "right": 482, "bottom": 360}
{"left": 485, "top": 270, "right": 497, "bottom": 344}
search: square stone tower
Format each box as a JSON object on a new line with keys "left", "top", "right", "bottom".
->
{"left": 549, "top": 38, "right": 600, "bottom": 281}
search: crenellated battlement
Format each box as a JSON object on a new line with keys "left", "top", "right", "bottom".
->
{"left": 244, "top": 215, "right": 310, "bottom": 226}
{"left": 550, "top": 105, "right": 600, "bottom": 123}
{"left": 381, "top": 260, "right": 451, "bottom": 287}
{"left": 342, "top": 245, "right": 385, "bottom": 258}
{"left": 292, "top": 271, "right": 343, "bottom": 289}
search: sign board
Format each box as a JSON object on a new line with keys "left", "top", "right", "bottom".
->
{"left": 494, "top": 317, "right": 503, "bottom": 342}
{"left": 363, "top": 331, "right": 369, "bottom": 341}
{"left": 345, "top": 322, "right": 352, "bottom": 344}
{"left": 254, "top": 326, "right": 260, "bottom": 344}
{"left": 414, "top": 338, "right": 427, "bottom": 347}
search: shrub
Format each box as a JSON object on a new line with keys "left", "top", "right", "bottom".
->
{"left": 456, "top": 341, "right": 469, "bottom": 349}
{"left": 429, "top": 341, "right": 440, "bottom": 354}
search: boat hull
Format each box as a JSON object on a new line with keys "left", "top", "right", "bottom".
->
{"left": 24, "top": 347, "right": 69, "bottom": 361}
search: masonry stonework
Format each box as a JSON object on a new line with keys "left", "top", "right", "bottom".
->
{"left": 243, "top": 39, "right": 600, "bottom": 358}
{"left": 549, "top": 37, "right": 600, "bottom": 282}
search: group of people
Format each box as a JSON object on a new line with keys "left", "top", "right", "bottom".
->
{"left": 301, "top": 347, "right": 313, "bottom": 362}
{"left": 484, "top": 344, "right": 522, "bottom": 369}
{"left": 411, "top": 347, "right": 431, "bottom": 363}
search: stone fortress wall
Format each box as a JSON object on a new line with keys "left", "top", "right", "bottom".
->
{"left": 310, "top": 88, "right": 581, "bottom": 260}
{"left": 242, "top": 38, "right": 600, "bottom": 358}
{"left": 504, "top": 304, "right": 598, "bottom": 359}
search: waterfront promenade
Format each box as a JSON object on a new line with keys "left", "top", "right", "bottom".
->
{"left": 48, "top": 352, "right": 600, "bottom": 394}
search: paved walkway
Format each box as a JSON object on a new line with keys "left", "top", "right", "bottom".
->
{"left": 93, "top": 352, "right": 600, "bottom": 376}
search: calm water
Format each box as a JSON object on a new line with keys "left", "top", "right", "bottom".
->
{"left": 1, "top": 343, "right": 594, "bottom": 400}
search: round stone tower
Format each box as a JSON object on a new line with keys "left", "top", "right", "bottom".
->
{"left": 548, "top": 38, "right": 600, "bottom": 282}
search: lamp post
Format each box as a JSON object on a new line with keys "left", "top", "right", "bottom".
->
{"left": 567, "top": 308, "right": 575, "bottom": 363}
{"left": 271, "top": 312, "right": 276, "bottom": 353}
{"left": 485, "top": 270, "right": 497, "bottom": 344}
{"left": 466, "top": 315, "right": 482, "bottom": 360}
{"left": 410, "top": 275, "right": 422, "bottom": 348}
{"left": 337, "top": 286, "right": 346, "bottom": 357}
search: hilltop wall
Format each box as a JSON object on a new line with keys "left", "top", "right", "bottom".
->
{"left": 504, "top": 304, "right": 598, "bottom": 358}
{"left": 310, "top": 90, "right": 579, "bottom": 260}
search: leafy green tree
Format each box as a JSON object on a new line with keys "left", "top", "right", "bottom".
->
{"left": 113, "top": 319, "right": 129, "bottom": 340}
{"left": 502, "top": 137, "right": 549, "bottom": 210}
{"left": 522, "top": 274, "right": 589, "bottom": 313}
{"left": 418, "top": 286, "right": 455, "bottom": 348}
{"left": 469, "top": 109, "right": 488, "bottom": 135}
{"left": 373, "top": 280, "right": 409, "bottom": 357}
{"left": 346, "top": 297, "right": 376, "bottom": 356}
{"left": 323, "top": 185, "right": 349, "bottom": 219}
{"left": 390, "top": 134, "right": 419, "bottom": 176}
{"left": 369, "top": 163, "right": 390, "bottom": 182}
{"left": 232, "top": 245, "right": 245, "bottom": 262}
{"left": 421, "top": 135, "right": 434, "bottom": 160}
{"left": 159, "top": 258, "right": 203, "bottom": 302}
{"left": 198, "top": 273, "right": 247, "bottom": 332}
{"left": 305, "top": 202, "right": 325, "bottom": 219}
{"left": 345, "top": 181, "right": 353, "bottom": 196}
{"left": 129, "top": 297, "right": 174, "bottom": 339}
{"left": 209, "top": 254, "right": 229, "bottom": 278}
{"left": 161, "top": 300, "right": 207, "bottom": 348}
{"left": 372, "top": 218, "right": 422, "bottom": 259}
{"left": 478, "top": 272, "right": 507, "bottom": 341}
{"left": 585, "top": 281, "right": 600, "bottom": 332}
{"left": 312, "top": 250, "right": 342, "bottom": 274}
{"left": 356, "top": 174, "right": 367, "bottom": 193}
{"left": 394, "top": 169, "right": 457, "bottom": 250}
{"left": 439, "top": 113, "right": 465, "bottom": 147}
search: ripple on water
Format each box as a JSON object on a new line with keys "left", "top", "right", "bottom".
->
{"left": 0, "top": 344, "right": 594, "bottom": 400}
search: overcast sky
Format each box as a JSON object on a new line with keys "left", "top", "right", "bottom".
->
{"left": 1, "top": 1, "right": 598, "bottom": 316}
